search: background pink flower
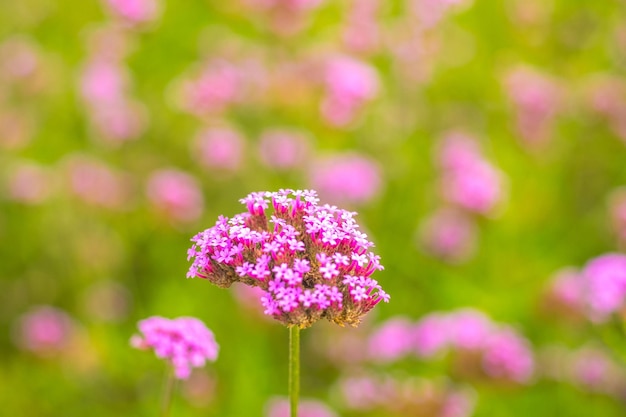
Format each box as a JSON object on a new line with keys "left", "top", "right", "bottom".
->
{"left": 146, "top": 169, "right": 204, "bottom": 223}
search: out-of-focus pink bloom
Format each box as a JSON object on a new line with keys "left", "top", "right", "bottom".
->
{"left": 321, "top": 56, "right": 379, "bottom": 127}
{"left": 178, "top": 60, "right": 242, "bottom": 116}
{"left": 437, "top": 132, "right": 505, "bottom": 215}
{"left": 265, "top": 397, "right": 338, "bottom": 417}
{"left": 146, "top": 169, "right": 204, "bottom": 223}
{"left": 413, "top": 313, "right": 449, "bottom": 358}
{"left": 339, "top": 375, "right": 393, "bottom": 411}
{"left": 309, "top": 152, "right": 382, "bottom": 206}
{"left": 90, "top": 99, "right": 147, "bottom": 143}
{"left": 582, "top": 253, "right": 626, "bottom": 322}
{"left": 181, "top": 371, "right": 217, "bottom": 407}
{"left": 410, "top": 0, "right": 469, "bottom": 29}
{"left": 342, "top": 0, "right": 381, "bottom": 54}
{"left": 193, "top": 127, "right": 245, "bottom": 171}
{"left": 6, "top": 162, "right": 54, "bottom": 205}
{"left": 105, "top": 0, "right": 160, "bottom": 25}
{"left": 572, "top": 347, "right": 612, "bottom": 390}
{"left": 441, "top": 390, "right": 476, "bottom": 417}
{"left": 232, "top": 283, "right": 271, "bottom": 319}
{"left": 0, "top": 36, "right": 40, "bottom": 82}
{"left": 504, "top": 67, "right": 561, "bottom": 147}
{"left": 447, "top": 308, "right": 493, "bottom": 350}
{"left": 131, "top": 316, "right": 219, "bottom": 379}
{"left": 367, "top": 317, "right": 413, "bottom": 363}
{"left": 545, "top": 267, "right": 585, "bottom": 313}
{"left": 418, "top": 208, "right": 477, "bottom": 263}
{"left": 0, "top": 109, "right": 34, "bottom": 150}
{"left": 80, "top": 59, "right": 128, "bottom": 105}
{"left": 82, "top": 281, "right": 131, "bottom": 323}
{"left": 482, "top": 327, "right": 534, "bottom": 383}
{"left": 608, "top": 188, "right": 626, "bottom": 243}
{"left": 244, "top": 0, "right": 325, "bottom": 35}
{"left": 64, "top": 155, "right": 133, "bottom": 211}
{"left": 587, "top": 76, "right": 626, "bottom": 143}
{"left": 258, "top": 129, "right": 310, "bottom": 170}
{"left": 14, "top": 306, "right": 76, "bottom": 356}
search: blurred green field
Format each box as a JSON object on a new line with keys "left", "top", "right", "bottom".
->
{"left": 1, "top": 0, "right": 626, "bottom": 416}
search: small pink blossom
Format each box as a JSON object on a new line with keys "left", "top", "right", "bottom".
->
{"left": 64, "top": 155, "right": 133, "bottom": 211}
{"left": 146, "top": 169, "right": 204, "bottom": 223}
{"left": 14, "top": 306, "right": 77, "bottom": 356}
{"left": 309, "top": 153, "right": 382, "bottom": 206}
{"left": 582, "top": 253, "right": 626, "bottom": 322}
{"left": 90, "top": 99, "right": 147, "bottom": 143}
{"left": 482, "top": 327, "right": 534, "bottom": 383}
{"left": 6, "top": 162, "right": 54, "bottom": 205}
{"left": 413, "top": 313, "right": 450, "bottom": 358}
{"left": 80, "top": 59, "right": 128, "bottom": 106}
{"left": 265, "top": 397, "right": 338, "bottom": 417}
{"left": 504, "top": 67, "right": 561, "bottom": 147}
{"left": 193, "top": 127, "right": 245, "bottom": 171}
{"left": 342, "top": 0, "right": 381, "bottom": 54}
{"left": 447, "top": 308, "right": 493, "bottom": 350}
{"left": 545, "top": 267, "right": 585, "bottom": 313}
{"left": 367, "top": 317, "right": 414, "bottom": 362}
{"left": 258, "top": 129, "right": 311, "bottom": 170}
{"left": 177, "top": 60, "right": 242, "bottom": 116}
{"left": 437, "top": 132, "right": 505, "bottom": 215}
{"left": 587, "top": 76, "right": 626, "bottom": 144}
{"left": 418, "top": 208, "right": 477, "bottom": 263}
{"left": 105, "top": 0, "right": 160, "bottom": 25}
{"left": 131, "top": 316, "right": 219, "bottom": 379}
{"left": 321, "top": 56, "right": 379, "bottom": 127}
{"left": 410, "top": 0, "right": 469, "bottom": 29}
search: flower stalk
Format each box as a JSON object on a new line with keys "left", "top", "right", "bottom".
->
{"left": 160, "top": 365, "right": 176, "bottom": 417}
{"left": 289, "top": 325, "right": 300, "bottom": 417}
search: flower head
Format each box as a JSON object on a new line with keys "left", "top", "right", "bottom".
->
{"left": 187, "top": 189, "right": 388, "bottom": 328}
{"left": 131, "top": 316, "right": 219, "bottom": 379}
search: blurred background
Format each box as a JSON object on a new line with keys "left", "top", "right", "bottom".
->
{"left": 2, "top": 0, "right": 626, "bottom": 416}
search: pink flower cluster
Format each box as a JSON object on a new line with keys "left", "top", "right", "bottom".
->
{"left": 193, "top": 127, "right": 245, "bottom": 172}
{"left": 504, "top": 67, "right": 561, "bottom": 148}
{"left": 131, "top": 316, "right": 219, "bottom": 379}
{"left": 187, "top": 189, "right": 388, "bottom": 328}
{"left": 342, "top": 0, "right": 381, "bottom": 55}
{"left": 544, "top": 254, "right": 626, "bottom": 323}
{"left": 258, "top": 129, "right": 311, "bottom": 170}
{"left": 265, "top": 397, "right": 337, "bottom": 417}
{"left": 309, "top": 152, "right": 382, "bottom": 206}
{"left": 6, "top": 161, "right": 55, "bottom": 205}
{"left": 368, "top": 309, "right": 534, "bottom": 383}
{"left": 321, "top": 56, "right": 380, "bottom": 127}
{"left": 340, "top": 374, "right": 475, "bottom": 417}
{"left": 436, "top": 132, "right": 506, "bottom": 215}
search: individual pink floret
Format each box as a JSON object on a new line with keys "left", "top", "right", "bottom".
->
{"left": 418, "top": 208, "right": 477, "bottom": 263}
{"left": 482, "top": 327, "right": 534, "bottom": 383}
{"left": 582, "top": 253, "right": 626, "bottom": 322}
{"left": 14, "top": 306, "right": 77, "bottom": 356}
{"left": 131, "top": 316, "right": 219, "bottom": 380}
{"left": 193, "top": 126, "right": 245, "bottom": 172}
{"left": 309, "top": 153, "right": 382, "bottom": 206}
{"left": 258, "top": 129, "right": 311, "bottom": 170}
{"left": 321, "top": 56, "right": 379, "bottom": 127}
{"left": 265, "top": 397, "right": 338, "bottom": 417}
{"left": 146, "top": 169, "right": 204, "bottom": 223}
{"left": 105, "top": 0, "right": 160, "bottom": 25}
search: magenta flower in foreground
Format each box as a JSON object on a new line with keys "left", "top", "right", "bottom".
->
{"left": 131, "top": 316, "right": 219, "bottom": 379}
{"left": 187, "top": 189, "right": 388, "bottom": 328}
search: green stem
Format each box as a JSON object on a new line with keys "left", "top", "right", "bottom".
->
{"left": 160, "top": 366, "right": 176, "bottom": 417}
{"left": 289, "top": 325, "right": 300, "bottom": 417}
